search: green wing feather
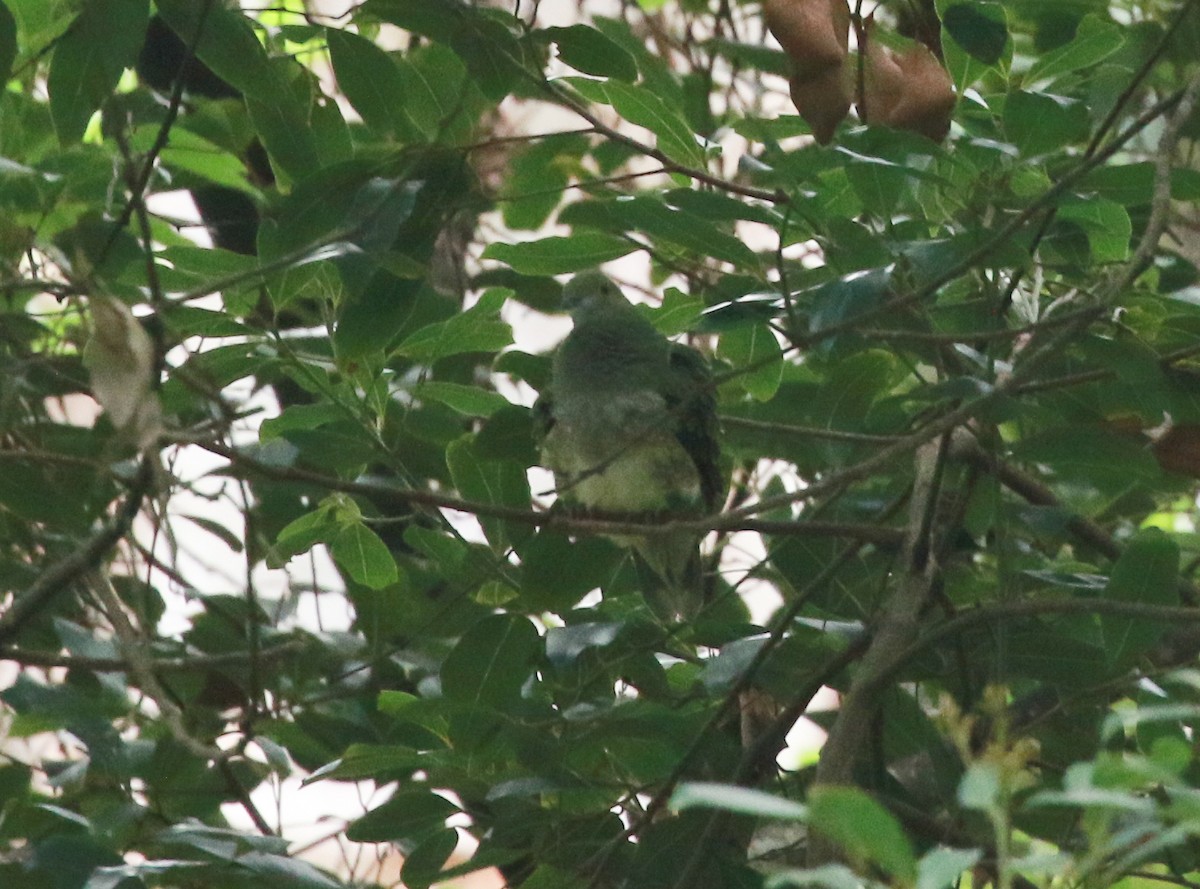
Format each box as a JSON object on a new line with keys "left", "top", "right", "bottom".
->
{"left": 665, "top": 342, "right": 723, "bottom": 513}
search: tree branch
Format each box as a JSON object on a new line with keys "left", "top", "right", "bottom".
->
{"left": 0, "top": 458, "right": 154, "bottom": 646}
{"left": 90, "top": 574, "right": 277, "bottom": 836}
{"left": 0, "top": 639, "right": 306, "bottom": 673}
{"left": 807, "top": 438, "right": 946, "bottom": 865}
{"left": 198, "top": 440, "right": 900, "bottom": 543}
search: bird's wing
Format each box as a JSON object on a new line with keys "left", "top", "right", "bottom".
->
{"left": 531, "top": 389, "right": 555, "bottom": 449}
{"left": 664, "top": 343, "right": 723, "bottom": 512}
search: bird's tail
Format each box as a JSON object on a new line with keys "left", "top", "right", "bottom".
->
{"left": 633, "top": 531, "right": 707, "bottom": 620}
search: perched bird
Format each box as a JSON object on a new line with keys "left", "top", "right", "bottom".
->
{"left": 534, "top": 272, "right": 723, "bottom": 618}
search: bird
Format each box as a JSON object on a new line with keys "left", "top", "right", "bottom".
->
{"left": 533, "top": 272, "right": 723, "bottom": 619}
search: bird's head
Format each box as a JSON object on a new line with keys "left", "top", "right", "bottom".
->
{"left": 560, "top": 272, "right": 629, "bottom": 319}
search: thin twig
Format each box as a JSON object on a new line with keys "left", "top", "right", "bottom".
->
{"left": 0, "top": 640, "right": 306, "bottom": 673}
{"left": 100, "top": 0, "right": 219, "bottom": 264}
{"left": 200, "top": 439, "right": 897, "bottom": 542}
{"left": 546, "top": 81, "right": 782, "bottom": 203}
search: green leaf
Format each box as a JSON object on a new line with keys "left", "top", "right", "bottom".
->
{"left": 545, "top": 24, "right": 638, "bottom": 81}
{"left": 237, "top": 851, "right": 342, "bottom": 889}
{"left": 1025, "top": 15, "right": 1124, "bottom": 85}
{"left": 156, "top": 0, "right": 278, "bottom": 101}
{"left": 360, "top": 0, "right": 459, "bottom": 43}
{"left": 917, "top": 847, "right": 983, "bottom": 889}
{"left": 0, "top": 1, "right": 17, "bottom": 86}
{"left": 1012, "top": 426, "right": 1158, "bottom": 493}
{"left": 997, "top": 627, "right": 1108, "bottom": 685}
{"left": 347, "top": 790, "right": 460, "bottom": 843}
{"left": 272, "top": 506, "right": 339, "bottom": 567}
{"left": 619, "top": 196, "right": 759, "bottom": 268}
{"left": 416, "top": 382, "right": 509, "bottom": 417}
{"left": 395, "top": 43, "right": 469, "bottom": 141}
{"left": 707, "top": 37, "right": 790, "bottom": 77}
{"left": 938, "top": 0, "right": 1010, "bottom": 89}
{"left": 445, "top": 435, "right": 531, "bottom": 549}
{"left": 501, "top": 134, "right": 587, "bottom": 231}
{"left": 245, "top": 59, "right": 322, "bottom": 182}
{"left": 440, "top": 613, "right": 541, "bottom": 707}
{"left": 941, "top": 2, "right": 1008, "bottom": 64}
{"left": 560, "top": 196, "right": 757, "bottom": 266}
{"left": 519, "top": 529, "right": 621, "bottom": 612}
{"left": 326, "top": 28, "right": 412, "bottom": 139}
{"left": 158, "top": 245, "right": 259, "bottom": 287}
{"left": 718, "top": 323, "right": 783, "bottom": 401}
{"left": 671, "top": 782, "right": 808, "bottom": 819}
{"left": 808, "top": 786, "right": 917, "bottom": 882}
{"left": 331, "top": 522, "right": 399, "bottom": 589}
{"left": 958, "top": 761, "right": 1001, "bottom": 811}
{"left": 396, "top": 289, "right": 513, "bottom": 361}
{"left": 569, "top": 77, "right": 704, "bottom": 167}
{"left": 48, "top": 0, "right": 149, "bottom": 143}
{"left": 482, "top": 233, "right": 636, "bottom": 274}
{"left": 365, "top": 0, "right": 526, "bottom": 102}
{"left": 1057, "top": 196, "right": 1131, "bottom": 263}
{"left": 131, "top": 124, "right": 256, "bottom": 193}
{"left": 1004, "top": 91, "right": 1090, "bottom": 157}
{"left": 448, "top": 11, "right": 525, "bottom": 101}
{"left": 519, "top": 865, "right": 590, "bottom": 889}
{"left": 1101, "top": 529, "right": 1180, "bottom": 670}
{"left": 1080, "top": 163, "right": 1156, "bottom": 206}
{"left": 401, "top": 829, "right": 458, "bottom": 889}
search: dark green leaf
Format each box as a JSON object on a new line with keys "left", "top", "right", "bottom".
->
{"left": 1101, "top": 529, "right": 1180, "bottom": 670}
{"left": 545, "top": 25, "right": 638, "bottom": 81}
{"left": 445, "top": 435, "right": 532, "bottom": 549}
{"left": 942, "top": 3, "right": 1009, "bottom": 65}
{"left": 417, "top": 382, "right": 509, "bottom": 417}
{"left": 568, "top": 77, "right": 704, "bottom": 167}
{"left": 0, "top": 1, "right": 16, "bottom": 85}
{"left": 48, "top": 0, "right": 149, "bottom": 143}
{"left": 482, "top": 233, "right": 636, "bottom": 274}
{"left": 1004, "top": 91, "right": 1090, "bottom": 156}
{"left": 1057, "top": 196, "right": 1131, "bottom": 263}
{"left": 1025, "top": 14, "right": 1124, "bottom": 84}
{"left": 622, "top": 197, "right": 759, "bottom": 267}
{"left": 360, "top": 0, "right": 460, "bottom": 43}
{"left": 156, "top": 0, "right": 277, "bottom": 100}
{"left": 717, "top": 322, "right": 783, "bottom": 401}
{"left": 500, "top": 134, "right": 587, "bottom": 231}
{"left": 245, "top": 59, "right": 323, "bottom": 182}
{"left": 449, "top": 11, "right": 525, "bottom": 101}
{"left": 401, "top": 829, "right": 458, "bottom": 889}
{"left": 671, "top": 782, "right": 807, "bottom": 819}
{"left": 347, "top": 790, "right": 460, "bottom": 843}
{"left": 326, "top": 28, "right": 412, "bottom": 139}
{"left": 397, "top": 289, "right": 513, "bottom": 361}
{"left": 440, "top": 614, "right": 541, "bottom": 707}
{"left": 519, "top": 530, "right": 622, "bottom": 612}
{"left": 395, "top": 43, "right": 470, "bottom": 142}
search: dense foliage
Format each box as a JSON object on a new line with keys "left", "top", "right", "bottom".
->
{"left": 2, "top": 0, "right": 1200, "bottom": 887}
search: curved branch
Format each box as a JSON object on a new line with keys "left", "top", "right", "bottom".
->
{"left": 889, "top": 597, "right": 1200, "bottom": 682}
{"left": 0, "top": 457, "right": 154, "bottom": 646}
